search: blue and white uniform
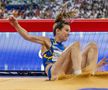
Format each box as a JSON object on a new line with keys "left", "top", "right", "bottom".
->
{"left": 42, "top": 38, "right": 65, "bottom": 80}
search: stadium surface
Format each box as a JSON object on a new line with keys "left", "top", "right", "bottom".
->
{"left": 0, "top": 72, "right": 108, "bottom": 90}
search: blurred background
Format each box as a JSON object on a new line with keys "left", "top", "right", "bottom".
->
{"left": 0, "top": 0, "right": 108, "bottom": 19}
{"left": 0, "top": 32, "right": 108, "bottom": 72}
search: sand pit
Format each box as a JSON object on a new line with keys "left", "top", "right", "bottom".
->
{"left": 0, "top": 72, "right": 108, "bottom": 90}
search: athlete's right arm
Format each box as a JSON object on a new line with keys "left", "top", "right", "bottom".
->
{"left": 8, "top": 16, "right": 50, "bottom": 46}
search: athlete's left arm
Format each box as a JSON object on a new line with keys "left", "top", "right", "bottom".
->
{"left": 97, "top": 57, "right": 108, "bottom": 68}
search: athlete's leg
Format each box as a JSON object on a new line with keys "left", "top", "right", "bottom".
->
{"left": 81, "top": 42, "right": 98, "bottom": 74}
{"left": 51, "top": 42, "right": 82, "bottom": 79}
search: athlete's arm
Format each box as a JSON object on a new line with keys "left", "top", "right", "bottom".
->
{"left": 97, "top": 57, "right": 108, "bottom": 68}
{"left": 9, "top": 16, "right": 50, "bottom": 46}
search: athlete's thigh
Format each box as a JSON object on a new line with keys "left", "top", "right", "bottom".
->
{"left": 52, "top": 48, "right": 71, "bottom": 71}
{"left": 51, "top": 42, "right": 80, "bottom": 74}
{"left": 53, "top": 41, "right": 80, "bottom": 66}
{"left": 81, "top": 42, "right": 97, "bottom": 68}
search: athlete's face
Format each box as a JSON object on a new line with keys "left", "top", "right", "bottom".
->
{"left": 57, "top": 25, "right": 70, "bottom": 41}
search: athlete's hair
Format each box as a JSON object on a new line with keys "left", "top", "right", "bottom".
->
{"left": 53, "top": 13, "right": 70, "bottom": 36}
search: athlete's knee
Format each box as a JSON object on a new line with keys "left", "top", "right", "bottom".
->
{"left": 88, "top": 42, "right": 98, "bottom": 53}
{"left": 65, "top": 42, "right": 80, "bottom": 52}
{"left": 71, "top": 41, "right": 80, "bottom": 48}
{"left": 88, "top": 42, "right": 98, "bottom": 50}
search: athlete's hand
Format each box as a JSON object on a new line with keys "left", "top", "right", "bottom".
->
{"left": 9, "top": 15, "right": 18, "bottom": 27}
{"left": 98, "top": 57, "right": 108, "bottom": 67}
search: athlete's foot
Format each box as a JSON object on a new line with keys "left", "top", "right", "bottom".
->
{"left": 74, "top": 69, "right": 82, "bottom": 75}
{"left": 75, "top": 72, "right": 91, "bottom": 78}
{"left": 82, "top": 66, "right": 96, "bottom": 75}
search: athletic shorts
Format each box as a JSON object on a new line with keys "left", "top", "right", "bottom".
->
{"left": 47, "top": 65, "right": 52, "bottom": 80}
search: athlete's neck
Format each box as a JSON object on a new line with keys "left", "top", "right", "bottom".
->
{"left": 54, "top": 36, "right": 62, "bottom": 43}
